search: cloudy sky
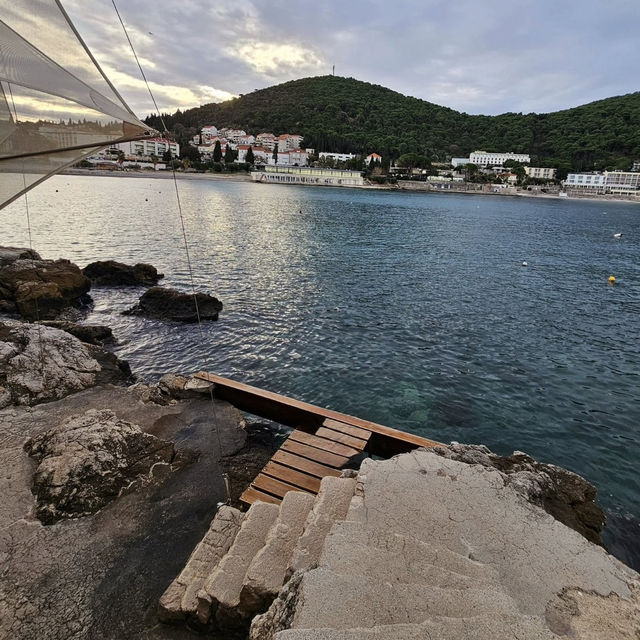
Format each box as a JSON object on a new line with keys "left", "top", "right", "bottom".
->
{"left": 65, "top": 0, "right": 638, "bottom": 119}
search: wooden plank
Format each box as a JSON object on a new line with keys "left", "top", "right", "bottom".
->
{"left": 252, "top": 473, "right": 313, "bottom": 499}
{"left": 194, "top": 372, "right": 441, "bottom": 456}
{"left": 282, "top": 439, "right": 349, "bottom": 469}
{"left": 323, "top": 418, "right": 371, "bottom": 440}
{"left": 272, "top": 450, "right": 342, "bottom": 479}
{"left": 262, "top": 461, "right": 322, "bottom": 493}
{"left": 240, "top": 486, "right": 281, "bottom": 507}
{"left": 316, "top": 426, "right": 369, "bottom": 451}
{"left": 289, "top": 429, "right": 360, "bottom": 458}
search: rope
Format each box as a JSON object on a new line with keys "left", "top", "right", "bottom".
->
{"left": 112, "top": 1, "right": 229, "bottom": 502}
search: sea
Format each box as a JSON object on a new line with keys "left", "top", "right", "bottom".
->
{"left": 2, "top": 174, "right": 639, "bottom": 570}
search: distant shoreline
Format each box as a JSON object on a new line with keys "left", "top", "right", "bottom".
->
{"left": 60, "top": 169, "right": 640, "bottom": 204}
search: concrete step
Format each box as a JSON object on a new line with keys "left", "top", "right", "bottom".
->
{"left": 273, "top": 614, "right": 557, "bottom": 639}
{"left": 197, "top": 500, "right": 280, "bottom": 623}
{"left": 290, "top": 568, "right": 520, "bottom": 630}
{"left": 157, "top": 505, "right": 244, "bottom": 623}
{"left": 326, "top": 520, "right": 500, "bottom": 584}
{"left": 287, "top": 476, "right": 356, "bottom": 578}
{"left": 240, "top": 491, "right": 316, "bottom": 614}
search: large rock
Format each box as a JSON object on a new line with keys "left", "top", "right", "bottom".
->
{"left": 432, "top": 443, "right": 605, "bottom": 546}
{"left": 0, "top": 247, "right": 90, "bottom": 320}
{"left": 82, "top": 260, "right": 163, "bottom": 286}
{"left": 125, "top": 286, "right": 223, "bottom": 322}
{"left": 0, "top": 320, "right": 101, "bottom": 408}
{"left": 23, "top": 408, "right": 175, "bottom": 523}
{"left": 41, "top": 321, "right": 114, "bottom": 345}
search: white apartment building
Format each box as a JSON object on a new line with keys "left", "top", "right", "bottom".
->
{"left": 469, "top": 151, "right": 530, "bottom": 166}
{"left": 236, "top": 145, "right": 270, "bottom": 163}
{"left": 524, "top": 166, "right": 557, "bottom": 180}
{"left": 319, "top": 152, "right": 356, "bottom": 162}
{"left": 563, "top": 171, "right": 640, "bottom": 194}
{"left": 277, "top": 134, "right": 304, "bottom": 151}
{"left": 111, "top": 138, "right": 179, "bottom": 158}
{"left": 450, "top": 157, "right": 472, "bottom": 168}
{"left": 256, "top": 133, "right": 277, "bottom": 150}
{"left": 220, "top": 129, "right": 249, "bottom": 144}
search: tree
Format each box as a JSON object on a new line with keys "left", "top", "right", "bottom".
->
{"left": 116, "top": 150, "right": 125, "bottom": 166}
{"left": 463, "top": 163, "right": 479, "bottom": 181}
{"left": 162, "top": 149, "right": 172, "bottom": 163}
{"left": 213, "top": 140, "right": 222, "bottom": 162}
{"left": 150, "top": 154, "right": 159, "bottom": 170}
{"left": 224, "top": 144, "right": 235, "bottom": 163}
{"left": 272, "top": 142, "right": 278, "bottom": 164}
{"left": 245, "top": 146, "right": 255, "bottom": 164}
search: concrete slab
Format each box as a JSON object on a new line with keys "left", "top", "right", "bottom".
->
{"left": 241, "top": 491, "right": 315, "bottom": 613}
{"left": 274, "top": 614, "right": 558, "bottom": 639}
{"left": 199, "top": 501, "right": 279, "bottom": 621}
{"left": 287, "top": 477, "right": 356, "bottom": 578}
{"left": 291, "top": 567, "right": 520, "bottom": 629}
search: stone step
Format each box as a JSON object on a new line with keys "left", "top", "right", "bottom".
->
{"left": 290, "top": 568, "right": 520, "bottom": 630}
{"left": 197, "top": 500, "right": 280, "bottom": 624}
{"left": 240, "top": 491, "right": 316, "bottom": 614}
{"left": 157, "top": 505, "right": 244, "bottom": 623}
{"left": 326, "top": 520, "right": 499, "bottom": 584}
{"left": 273, "top": 614, "right": 557, "bottom": 639}
{"left": 287, "top": 476, "right": 356, "bottom": 579}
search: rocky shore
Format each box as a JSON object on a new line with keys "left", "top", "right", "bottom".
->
{"left": 1, "top": 245, "right": 637, "bottom": 639}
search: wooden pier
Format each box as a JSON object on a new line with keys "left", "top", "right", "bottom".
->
{"left": 194, "top": 372, "right": 441, "bottom": 507}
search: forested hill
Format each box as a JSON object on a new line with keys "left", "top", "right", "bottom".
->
{"left": 147, "top": 76, "right": 640, "bottom": 171}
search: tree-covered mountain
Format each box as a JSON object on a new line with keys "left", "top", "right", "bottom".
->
{"left": 147, "top": 76, "right": 640, "bottom": 171}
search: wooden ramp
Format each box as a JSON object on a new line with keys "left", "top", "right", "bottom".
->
{"left": 194, "top": 372, "right": 441, "bottom": 507}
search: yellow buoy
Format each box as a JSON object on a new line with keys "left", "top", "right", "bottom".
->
{"left": 608, "top": 275, "right": 616, "bottom": 284}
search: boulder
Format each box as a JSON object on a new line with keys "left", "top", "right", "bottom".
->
{"left": 82, "top": 260, "right": 163, "bottom": 286}
{"left": 41, "top": 321, "right": 114, "bottom": 345}
{"left": 431, "top": 442, "right": 605, "bottom": 546}
{"left": 23, "top": 408, "right": 175, "bottom": 523}
{"left": 0, "top": 320, "right": 101, "bottom": 408}
{"left": 0, "top": 248, "right": 91, "bottom": 320}
{"left": 125, "top": 286, "right": 223, "bottom": 322}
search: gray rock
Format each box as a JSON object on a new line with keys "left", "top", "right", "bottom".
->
{"left": 82, "top": 260, "right": 163, "bottom": 286}
{"left": 431, "top": 442, "right": 605, "bottom": 545}
{"left": 0, "top": 251, "right": 90, "bottom": 320}
{"left": 125, "top": 286, "right": 223, "bottom": 322}
{"left": 41, "top": 321, "right": 114, "bottom": 345}
{"left": 0, "top": 320, "right": 101, "bottom": 406}
{"left": 23, "top": 408, "right": 175, "bottom": 523}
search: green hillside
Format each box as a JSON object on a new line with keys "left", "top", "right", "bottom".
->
{"left": 147, "top": 76, "right": 640, "bottom": 171}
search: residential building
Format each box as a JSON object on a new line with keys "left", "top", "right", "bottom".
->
{"left": 110, "top": 138, "right": 179, "bottom": 159}
{"left": 256, "top": 133, "right": 277, "bottom": 150}
{"left": 319, "top": 152, "right": 356, "bottom": 162}
{"left": 564, "top": 173, "right": 606, "bottom": 189}
{"left": 469, "top": 151, "right": 530, "bottom": 167}
{"left": 220, "top": 128, "right": 249, "bottom": 144}
{"left": 251, "top": 165, "right": 364, "bottom": 187}
{"left": 450, "top": 157, "right": 472, "bottom": 168}
{"left": 525, "top": 167, "right": 557, "bottom": 180}
{"left": 631, "top": 161, "right": 640, "bottom": 172}
{"left": 365, "top": 153, "right": 382, "bottom": 164}
{"left": 564, "top": 171, "right": 640, "bottom": 193}
{"left": 236, "top": 145, "right": 270, "bottom": 163}
{"left": 277, "top": 134, "right": 304, "bottom": 151}
{"left": 201, "top": 125, "right": 218, "bottom": 137}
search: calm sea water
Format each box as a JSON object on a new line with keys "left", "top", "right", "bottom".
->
{"left": 3, "top": 175, "right": 640, "bottom": 569}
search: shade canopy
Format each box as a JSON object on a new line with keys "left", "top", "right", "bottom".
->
{"left": 0, "top": 0, "right": 157, "bottom": 209}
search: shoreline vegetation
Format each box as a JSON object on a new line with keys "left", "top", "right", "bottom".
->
{"left": 61, "top": 168, "right": 640, "bottom": 204}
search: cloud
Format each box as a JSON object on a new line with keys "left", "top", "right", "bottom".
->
{"left": 58, "top": 0, "right": 639, "bottom": 117}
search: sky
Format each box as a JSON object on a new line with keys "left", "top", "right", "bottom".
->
{"left": 65, "top": 0, "right": 639, "bottom": 119}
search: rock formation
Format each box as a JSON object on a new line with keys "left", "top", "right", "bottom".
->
{"left": 82, "top": 260, "right": 163, "bottom": 286}
{"left": 24, "top": 408, "right": 175, "bottom": 523}
{"left": 125, "top": 286, "right": 223, "bottom": 322}
{"left": 432, "top": 442, "right": 605, "bottom": 546}
{"left": 0, "top": 246, "right": 90, "bottom": 320}
{"left": 42, "top": 321, "right": 114, "bottom": 345}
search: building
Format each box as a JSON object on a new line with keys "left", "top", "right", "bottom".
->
{"left": 365, "top": 153, "right": 382, "bottom": 165}
{"left": 468, "top": 151, "right": 530, "bottom": 167}
{"left": 632, "top": 161, "right": 640, "bottom": 172}
{"left": 524, "top": 167, "right": 557, "bottom": 180}
{"left": 256, "top": 133, "right": 277, "bottom": 150}
{"left": 236, "top": 145, "right": 270, "bottom": 163}
{"left": 277, "top": 134, "right": 304, "bottom": 151}
{"left": 110, "top": 138, "right": 179, "bottom": 159}
{"left": 450, "top": 157, "right": 472, "bottom": 168}
{"left": 251, "top": 165, "right": 364, "bottom": 187}
{"left": 564, "top": 171, "right": 640, "bottom": 194}
{"left": 319, "top": 152, "right": 356, "bottom": 162}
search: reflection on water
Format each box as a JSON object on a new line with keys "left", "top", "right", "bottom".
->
{"left": 2, "top": 174, "right": 640, "bottom": 570}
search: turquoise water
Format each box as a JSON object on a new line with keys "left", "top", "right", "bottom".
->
{"left": 3, "top": 175, "right": 640, "bottom": 568}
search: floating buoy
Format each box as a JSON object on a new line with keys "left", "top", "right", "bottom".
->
{"left": 608, "top": 275, "right": 616, "bottom": 284}
{"left": 613, "top": 233, "right": 622, "bottom": 238}
{"left": 522, "top": 261, "right": 528, "bottom": 267}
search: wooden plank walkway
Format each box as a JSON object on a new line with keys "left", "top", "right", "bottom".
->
{"left": 193, "top": 372, "right": 441, "bottom": 507}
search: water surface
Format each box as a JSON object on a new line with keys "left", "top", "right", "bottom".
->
{"left": 2, "top": 175, "right": 639, "bottom": 568}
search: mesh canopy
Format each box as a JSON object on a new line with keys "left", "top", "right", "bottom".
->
{"left": 0, "top": 0, "right": 157, "bottom": 209}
